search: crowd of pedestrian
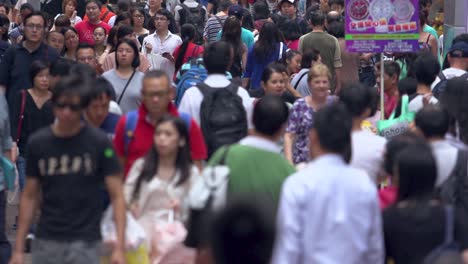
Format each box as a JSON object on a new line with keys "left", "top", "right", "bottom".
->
{"left": 0, "top": 0, "right": 467, "bottom": 263}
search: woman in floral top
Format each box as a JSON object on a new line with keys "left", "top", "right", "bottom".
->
{"left": 284, "top": 63, "right": 335, "bottom": 165}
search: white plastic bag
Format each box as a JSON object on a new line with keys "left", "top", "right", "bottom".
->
{"left": 101, "top": 206, "right": 147, "bottom": 252}
{"left": 186, "top": 165, "right": 229, "bottom": 211}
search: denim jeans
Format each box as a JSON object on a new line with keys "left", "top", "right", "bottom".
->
{"left": 16, "top": 155, "right": 26, "bottom": 191}
{"left": 0, "top": 190, "right": 12, "bottom": 263}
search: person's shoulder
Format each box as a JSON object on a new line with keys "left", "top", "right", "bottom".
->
{"left": 135, "top": 71, "right": 145, "bottom": 78}
{"left": 84, "top": 125, "right": 110, "bottom": 141}
{"left": 242, "top": 27, "right": 254, "bottom": 37}
{"left": 28, "top": 126, "right": 53, "bottom": 144}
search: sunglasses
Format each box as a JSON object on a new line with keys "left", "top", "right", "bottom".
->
{"left": 54, "top": 102, "right": 82, "bottom": 111}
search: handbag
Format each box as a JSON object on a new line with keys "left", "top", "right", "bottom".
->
{"left": 377, "top": 95, "right": 415, "bottom": 139}
{"left": 0, "top": 156, "right": 15, "bottom": 191}
{"left": 184, "top": 146, "right": 231, "bottom": 248}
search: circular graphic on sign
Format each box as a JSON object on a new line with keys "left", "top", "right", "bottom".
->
{"left": 348, "top": 0, "right": 369, "bottom": 21}
{"left": 369, "top": 0, "right": 394, "bottom": 20}
{"left": 393, "top": 0, "right": 415, "bottom": 22}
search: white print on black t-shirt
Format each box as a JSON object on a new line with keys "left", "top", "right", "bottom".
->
{"left": 38, "top": 153, "right": 93, "bottom": 176}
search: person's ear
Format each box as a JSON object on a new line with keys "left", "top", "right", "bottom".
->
{"left": 169, "top": 87, "right": 176, "bottom": 100}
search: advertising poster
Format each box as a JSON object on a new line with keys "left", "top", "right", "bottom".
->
{"left": 345, "top": 0, "right": 420, "bottom": 53}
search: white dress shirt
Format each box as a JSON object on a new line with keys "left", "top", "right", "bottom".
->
{"left": 141, "top": 31, "right": 182, "bottom": 55}
{"left": 351, "top": 130, "right": 387, "bottom": 183}
{"left": 431, "top": 140, "right": 458, "bottom": 187}
{"left": 272, "top": 154, "right": 384, "bottom": 264}
{"left": 178, "top": 74, "right": 254, "bottom": 128}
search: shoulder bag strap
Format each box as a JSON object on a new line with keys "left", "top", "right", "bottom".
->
{"left": 438, "top": 71, "right": 446, "bottom": 81}
{"left": 117, "top": 70, "right": 136, "bottom": 104}
{"left": 443, "top": 205, "right": 455, "bottom": 244}
{"left": 15, "top": 90, "right": 27, "bottom": 143}
{"left": 294, "top": 71, "right": 308, "bottom": 89}
{"left": 399, "top": 94, "right": 410, "bottom": 117}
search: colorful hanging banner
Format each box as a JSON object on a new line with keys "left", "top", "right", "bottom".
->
{"left": 345, "top": 0, "right": 420, "bottom": 53}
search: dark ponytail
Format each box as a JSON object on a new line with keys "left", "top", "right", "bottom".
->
{"left": 175, "top": 24, "right": 196, "bottom": 73}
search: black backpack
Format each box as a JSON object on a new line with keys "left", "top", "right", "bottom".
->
{"left": 178, "top": 3, "right": 206, "bottom": 45}
{"left": 433, "top": 71, "right": 468, "bottom": 99}
{"left": 197, "top": 82, "right": 247, "bottom": 157}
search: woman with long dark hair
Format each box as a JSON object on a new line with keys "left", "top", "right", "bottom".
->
{"left": 279, "top": 19, "right": 301, "bottom": 50}
{"left": 221, "top": 16, "right": 247, "bottom": 80}
{"left": 383, "top": 143, "right": 468, "bottom": 263}
{"left": 173, "top": 24, "right": 204, "bottom": 78}
{"left": 243, "top": 22, "right": 286, "bottom": 90}
{"left": 124, "top": 115, "right": 197, "bottom": 248}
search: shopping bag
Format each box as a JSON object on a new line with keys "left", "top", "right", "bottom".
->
{"left": 140, "top": 209, "right": 187, "bottom": 264}
{"left": 0, "top": 156, "right": 15, "bottom": 191}
{"left": 377, "top": 95, "right": 415, "bottom": 139}
{"left": 101, "top": 206, "right": 150, "bottom": 263}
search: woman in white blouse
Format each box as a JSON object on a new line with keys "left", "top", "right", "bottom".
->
{"left": 124, "top": 115, "right": 198, "bottom": 225}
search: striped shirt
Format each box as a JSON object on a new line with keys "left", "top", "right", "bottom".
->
{"left": 203, "top": 15, "right": 227, "bottom": 44}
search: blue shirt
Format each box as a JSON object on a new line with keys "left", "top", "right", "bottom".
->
{"left": 244, "top": 42, "right": 287, "bottom": 89}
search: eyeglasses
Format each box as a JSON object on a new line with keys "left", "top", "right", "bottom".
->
{"left": 55, "top": 102, "right": 82, "bottom": 111}
{"left": 25, "top": 24, "right": 44, "bottom": 31}
{"left": 154, "top": 17, "right": 168, "bottom": 21}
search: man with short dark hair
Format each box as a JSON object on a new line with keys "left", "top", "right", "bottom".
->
{"left": 328, "top": 0, "right": 344, "bottom": 13}
{"left": 0, "top": 11, "right": 60, "bottom": 105}
{"left": 10, "top": 74, "right": 126, "bottom": 264}
{"left": 278, "top": 0, "right": 308, "bottom": 34}
{"left": 208, "top": 95, "right": 295, "bottom": 210}
{"left": 203, "top": 0, "right": 231, "bottom": 44}
{"left": 340, "top": 82, "right": 386, "bottom": 183}
{"left": 216, "top": 5, "right": 254, "bottom": 49}
{"left": 76, "top": 43, "right": 98, "bottom": 72}
{"left": 414, "top": 105, "right": 468, "bottom": 206}
{"left": 299, "top": 10, "right": 342, "bottom": 93}
{"left": 179, "top": 41, "right": 252, "bottom": 156}
{"left": 410, "top": 52, "right": 439, "bottom": 112}
{"left": 432, "top": 42, "right": 468, "bottom": 90}
{"left": 272, "top": 103, "right": 384, "bottom": 264}
{"left": 49, "top": 58, "right": 76, "bottom": 90}
{"left": 113, "top": 70, "right": 207, "bottom": 176}
{"left": 75, "top": 0, "right": 111, "bottom": 44}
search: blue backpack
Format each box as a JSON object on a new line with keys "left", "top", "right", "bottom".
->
{"left": 175, "top": 59, "right": 208, "bottom": 107}
{"left": 123, "top": 110, "right": 192, "bottom": 155}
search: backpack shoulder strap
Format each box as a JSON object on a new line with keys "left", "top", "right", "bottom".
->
{"left": 455, "top": 150, "right": 468, "bottom": 209}
{"left": 225, "top": 82, "right": 239, "bottom": 95}
{"left": 101, "top": 10, "right": 111, "bottom": 21}
{"left": 196, "top": 82, "right": 214, "bottom": 97}
{"left": 179, "top": 112, "right": 192, "bottom": 131}
{"left": 124, "top": 110, "right": 139, "bottom": 155}
{"left": 460, "top": 72, "right": 468, "bottom": 79}
{"left": 438, "top": 71, "right": 446, "bottom": 81}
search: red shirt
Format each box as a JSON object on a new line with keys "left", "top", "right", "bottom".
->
{"left": 113, "top": 103, "right": 207, "bottom": 177}
{"left": 172, "top": 43, "right": 204, "bottom": 77}
{"left": 75, "top": 20, "right": 111, "bottom": 45}
{"left": 83, "top": 6, "right": 115, "bottom": 24}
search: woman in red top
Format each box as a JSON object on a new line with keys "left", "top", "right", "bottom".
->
{"left": 173, "top": 24, "right": 204, "bottom": 79}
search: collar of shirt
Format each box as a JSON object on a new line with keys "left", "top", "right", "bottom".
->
{"left": 18, "top": 41, "right": 46, "bottom": 54}
{"left": 204, "top": 74, "right": 230, "bottom": 87}
{"left": 153, "top": 30, "right": 174, "bottom": 42}
{"left": 308, "top": 153, "right": 345, "bottom": 168}
{"left": 140, "top": 102, "right": 179, "bottom": 125}
{"left": 239, "top": 135, "right": 281, "bottom": 153}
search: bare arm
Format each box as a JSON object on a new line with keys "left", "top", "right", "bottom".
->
{"left": 10, "top": 178, "right": 41, "bottom": 263}
{"left": 334, "top": 67, "right": 343, "bottom": 96}
{"left": 462, "top": 250, "right": 468, "bottom": 264}
{"left": 105, "top": 175, "right": 126, "bottom": 252}
{"left": 242, "top": 78, "right": 250, "bottom": 90}
{"left": 193, "top": 160, "right": 203, "bottom": 172}
{"left": 284, "top": 132, "right": 295, "bottom": 165}
{"left": 429, "top": 36, "right": 438, "bottom": 59}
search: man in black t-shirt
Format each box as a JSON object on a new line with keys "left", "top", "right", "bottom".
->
{"left": 9, "top": 75, "right": 126, "bottom": 264}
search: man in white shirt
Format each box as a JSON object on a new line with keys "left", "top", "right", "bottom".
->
{"left": 272, "top": 103, "right": 384, "bottom": 264}
{"left": 414, "top": 106, "right": 460, "bottom": 187}
{"left": 178, "top": 41, "right": 253, "bottom": 127}
{"left": 340, "top": 82, "right": 386, "bottom": 183}
{"left": 431, "top": 41, "right": 468, "bottom": 90}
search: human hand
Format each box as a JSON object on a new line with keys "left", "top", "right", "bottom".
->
{"left": 9, "top": 251, "right": 24, "bottom": 264}
{"left": 110, "top": 248, "right": 126, "bottom": 264}
{"left": 145, "top": 42, "right": 152, "bottom": 53}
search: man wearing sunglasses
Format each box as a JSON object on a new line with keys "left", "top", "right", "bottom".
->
{"left": 10, "top": 75, "right": 126, "bottom": 264}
